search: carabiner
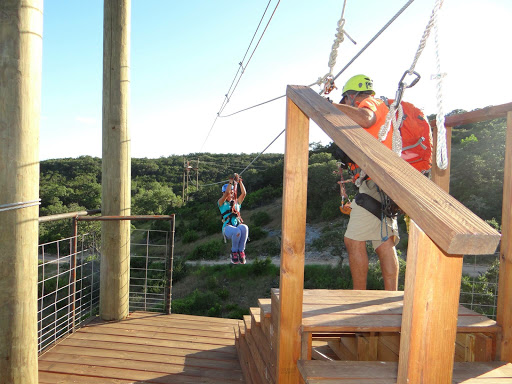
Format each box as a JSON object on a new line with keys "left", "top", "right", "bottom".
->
{"left": 398, "top": 70, "right": 421, "bottom": 89}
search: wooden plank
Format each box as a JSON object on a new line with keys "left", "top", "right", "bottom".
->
{"left": 297, "top": 360, "right": 397, "bottom": 381}
{"left": 357, "top": 333, "right": 378, "bottom": 361}
{"left": 301, "top": 314, "right": 498, "bottom": 333}
{"left": 77, "top": 324, "right": 236, "bottom": 346}
{"left": 398, "top": 221, "right": 463, "bottom": 384}
{"left": 38, "top": 360, "right": 244, "bottom": 384}
{"left": 277, "top": 97, "right": 309, "bottom": 384}
{"left": 245, "top": 326, "right": 268, "bottom": 384}
{"left": 286, "top": 85, "right": 500, "bottom": 255}
{"left": 88, "top": 318, "right": 237, "bottom": 339}
{"left": 250, "top": 307, "right": 261, "bottom": 326}
{"left": 251, "top": 319, "right": 276, "bottom": 383}
{"left": 39, "top": 371, "right": 135, "bottom": 384}
{"left": 498, "top": 111, "right": 512, "bottom": 362}
{"left": 258, "top": 299, "right": 272, "bottom": 319}
{"left": 297, "top": 361, "right": 512, "bottom": 383}
{"left": 69, "top": 331, "right": 238, "bottom": 354}
{"left": 40, "top": 344, "right": 241, "bottom": 370}
{"left": 40, "top": 352, "right": 244, "bottom": 381}
{"left": 238, "top": 335, "right": 258, "bottom": 384}
{"left": 128, "top": 311, "right": 241, "bottom": 327}
{"left": 301, "top": 332, "right": 312, "bottom": 360}
{"left": 431, "top": 102, "right": 512, "bottom": 128}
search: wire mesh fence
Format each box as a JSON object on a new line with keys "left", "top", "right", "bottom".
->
{"left": 37, "top": 215, "right": 175, "bottom": 354}
{"left": 460, "top": 253, "right": 500, "bottom": 320}
{"left": 38, "top": 233, "right": 100, "bottom": 353}
{"left": 129, "top": 228, "right": 172, "bottom": 313}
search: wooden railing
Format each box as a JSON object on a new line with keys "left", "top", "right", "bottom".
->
{"left": 276, "top": 85, "right": 506, "bottom": 384}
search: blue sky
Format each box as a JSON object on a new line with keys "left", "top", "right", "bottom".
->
{"left": 40, "top": 0, "right": 512, "bottom": 160}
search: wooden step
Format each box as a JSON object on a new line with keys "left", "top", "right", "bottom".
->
{"left": 297, "top": 361, "right": 512, "bottom": 383}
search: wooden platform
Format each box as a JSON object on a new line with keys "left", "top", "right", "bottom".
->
{"left": 236, "top": 289, "right": 509, "bottom": 384}
{"left": 38, "top": 311, "right": 245, "bottom": 384}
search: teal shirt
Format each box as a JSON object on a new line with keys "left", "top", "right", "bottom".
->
{"left": 218, "top": 200, "right": 241, "bottom": 232}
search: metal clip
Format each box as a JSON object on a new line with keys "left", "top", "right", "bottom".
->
{"left": 395, "top": 71, "right": 421, "bottom": 106}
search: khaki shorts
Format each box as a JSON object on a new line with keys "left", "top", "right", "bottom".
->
{"left": 344, "top": 180, "right": 399, "bottom": 249}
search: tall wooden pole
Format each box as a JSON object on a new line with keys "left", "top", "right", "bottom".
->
{"left": 101, "top": 0, "right": 132, "bottom": 321}
{"left": 0, "top": 1, "right": 43, "bottom": 383}
{"left": 277, "top": 98, "right": 309, "bottom": 384}
{"left": 497, "top": 111, "right": 512, "bottom": 361}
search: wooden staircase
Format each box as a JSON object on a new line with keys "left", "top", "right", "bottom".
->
{"left": 235, "top": 289, "right": 512, "bottom": 383}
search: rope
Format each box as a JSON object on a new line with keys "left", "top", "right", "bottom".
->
{"left": 378, "top": 0, "right": 445, "bottom": 162}
{"left": 432, "top": 0, "right": 448, "bottom": 170}
{"left": 332, "top": 0, "right": 416, "bottom": 82}
{"left": 0, "top": 199, "right": 41, "bottom": 213}
{"left": 316, "top": 0, "right": 350, "bottom": 94}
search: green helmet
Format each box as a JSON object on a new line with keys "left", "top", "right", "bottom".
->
{"left": 342, "top": 74, "right": 375, "bottom": 96}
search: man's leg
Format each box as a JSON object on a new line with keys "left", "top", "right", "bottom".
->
{"left": 375, "top": 238, "right": 399, "bottom": 291}
{"left": 345, "top": 237, "right": 369, "bottom": 290}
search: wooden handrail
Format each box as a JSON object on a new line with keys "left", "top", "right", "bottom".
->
{"left": 431, "top": 102, "right": 512, "bottom": 127}
{"left": 286, "top": 85, "right": 500, "bottom": 255}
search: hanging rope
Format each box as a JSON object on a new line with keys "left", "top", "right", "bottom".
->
{"left": 378, "top": 0, "right": 447, "bottom": 169}
{"left": 315, "top": 0, "right": 354, "bottom": 95}
{"left": 432, "top": 0, "right": 448, "bottom": 169}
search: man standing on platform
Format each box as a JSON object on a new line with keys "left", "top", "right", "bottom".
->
{"left": 333, "top": 74, "right": 399, "bottom": 291}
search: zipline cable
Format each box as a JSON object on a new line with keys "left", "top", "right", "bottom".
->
{"left": 219, "top": 0, "right": 281, "bottom": 116}
{"left": 200, "top": 0, "right": 281, "bottom": 151}
{"left": 218, "top": 0, "right": 416, "bottom": 119}
{"left": 200, "top": 127, "right": 286, "bottom": 187}
{"left": 218, "top": 0, "right": 275, "bottom": 115}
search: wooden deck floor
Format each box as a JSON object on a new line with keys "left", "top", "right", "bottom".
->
{"left": 38, "top": 311, "right": 245, "bottom": 384}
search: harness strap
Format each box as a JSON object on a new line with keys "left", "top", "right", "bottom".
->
{"left": 354, "top": 192, "right": 400, "bottom": 219}
{"left": 402, "top": 136, "right": 427, "bottom": 151}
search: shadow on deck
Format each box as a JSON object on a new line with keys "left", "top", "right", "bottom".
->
{"left": 38, "top": 311, "right": 245, "bottom": 384}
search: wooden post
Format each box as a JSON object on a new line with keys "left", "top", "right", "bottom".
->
{"left": 277, "top": 98, "right": 309, "bottom": 383}
{"left": 497, "top": 111, "right": 512, "bottom": 361}
{"left": 398, "top": 221, "right": 463, "bottom": 384}
{"left": 0, "top": 1, "right": 43, "bottom": 383}
{"left": 431, "top": 125, "right": 452, "bottom": 192}
{"left": 100, "top": 0, "right": 132, "bottom": 321}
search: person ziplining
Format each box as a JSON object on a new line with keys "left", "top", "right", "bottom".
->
{"left": 217, "top": 173, "right": 249, "bottom": 265}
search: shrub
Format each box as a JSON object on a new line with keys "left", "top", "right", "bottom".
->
{"left": 182, "top": 230, "right": 199, "bottom": 244}
{"left": 172, "top": 258, "right": 188, "bottom": 283}
{"left": 243, "top": 186, "right": 282, "bottom": 209}
{"left": 251, "top": 211, "right": 272, "bottom": 227}
{"left": 248, "top": 225, "right": 268, "bottom": 241}
{"left": 188, "top": 240, "right": 225, "bottom": 260}
{"left": 251, "top": 257, "right": 277, "bottom": 276}
{"left": 171, "top": 289, "right": 221, "bottom": 316}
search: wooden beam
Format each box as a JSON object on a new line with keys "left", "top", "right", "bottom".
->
{"left": 398, "top": 221, "right": 463, "bottom": 384}
{"left": 286, "top": 85, "right": 500, "bottom": 255}
{"left": 277, "top": 97, "right": 309, "bottom": 384}
{"left": 100, "top": 0, "right": 132, "bottom": 321}
{"left": 430, "top": 102, "right": 512, "bottom": 128}
{"left": 0, "top": 1, "right": 43, "bottom": 383}
{"left": 497, "top": 111, "right": 512, "bottom": 361}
